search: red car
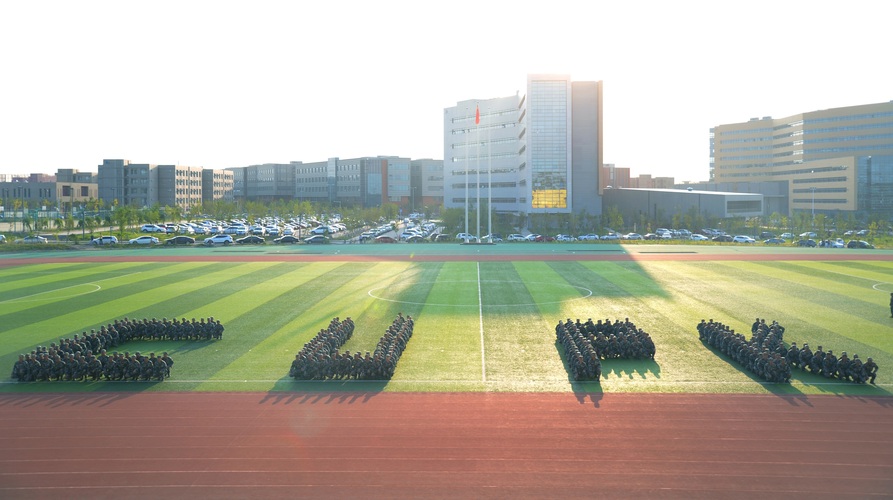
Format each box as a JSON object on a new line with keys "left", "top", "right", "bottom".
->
{"left": 375, "top": 236, "right": 397, "bottom": 243}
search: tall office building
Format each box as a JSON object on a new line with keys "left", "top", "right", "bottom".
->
{"left": 444, "top": 75, "right": 603, "bottom": 218}
{"left": 443, "top": 95, "right": 523, "bottom": 213}
{"left": 711, "top": 101, "right": 893, "bottom": 217}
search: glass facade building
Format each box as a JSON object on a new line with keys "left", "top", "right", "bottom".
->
{"left": 528, "top": 79, "right": 570, "bottom": 209}
{"left": 444, "top": 75, "right": 603, "bottom": 217}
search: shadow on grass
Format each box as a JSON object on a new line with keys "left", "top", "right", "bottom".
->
{"left": 700, "top": 342, "right": 807, "bottom": 397}
{"left": 0, "top": 380, "right": 163, "bottom": 404}
{"left": 261, "top": 377, "right": 389, "bottom": 404}
{"left": 552, "top": 341, "right": 605, "bottom": 406}
{"left": 604, "top": 359, "right": 662, "bottom": 380}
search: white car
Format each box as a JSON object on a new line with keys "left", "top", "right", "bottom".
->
{"left": 578, "top": 234, "right": 599, "bottom": 241}
{"left": 91, "top": 235, "right": 118, "bottom": 245}
{"left": 204, "top": 234, "right": 233, "bottom": 246}
{"left": 140, "top": 224, "right": 165, "bottom": 233}
{"left": 690, "top": 234, "right": 709, "bottom": 241}
{"left": 128, "top": 235, "right": 159, "bottom": 245}
{"left": 555, "top": 234, "right": 576, "bottom": 242}
{"left": 507, "top": 234, "right": 526, "bottom": 242}
{"left": 622, "top": 233, "right": 643, "bottom": 240}
{"left": 732, "top": 235, "right": 756, "bottom": 243}
{"left": 456, "top": 233, "right": 476, "bottom": 241}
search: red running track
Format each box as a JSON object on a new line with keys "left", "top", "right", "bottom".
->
{"left": 0, "top": 392, "right": 891, "bottom": 499}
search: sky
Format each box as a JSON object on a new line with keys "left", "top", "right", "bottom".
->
{"left": 1, "top": 0, "right": 890, "bottom": 183}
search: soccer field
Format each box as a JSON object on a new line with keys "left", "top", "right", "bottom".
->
{"left": 1, "top": 244, "right": 891, "bottom": 394}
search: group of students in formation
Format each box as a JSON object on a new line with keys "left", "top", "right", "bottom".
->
{"left": 289, "top": 314, "right": 414, "bottom": 381}
{"left": 698, "top": 318, "right": 792, "bottom": 383}
{"left": 555, "top": 317, "right": 657, "bottom": 382}
{"left": 10, "top": 316, "right": 228, "bottom": 383}
{"left": 699, "top": 318, "right": 880, "bottom": 384}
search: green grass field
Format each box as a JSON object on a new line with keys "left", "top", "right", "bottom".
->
{"left": 1, "top": 245, "right": 891, "bottom": 395}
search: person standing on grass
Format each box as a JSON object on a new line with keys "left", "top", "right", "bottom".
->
{"left": 889, "top": 292, "right": 892, "bottom": 317}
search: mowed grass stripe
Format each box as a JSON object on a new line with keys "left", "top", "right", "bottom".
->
{"left": 479, "top": 261, "right": 570, "bottom": 386}
{"left": 105, "top": 261, "right": 292, "bottom": 326}
{"left": 733, "top": 260, "right": 890, "bottom": 313}
{"left": 0, "top": 262, "right": 127, "bottom": 291}
{"left": 208, "top": 261, "right": 416, "bottom": 385}
{"left": 346, "top": 261, "right": 435, "bottom": 350}
{"left": 395, "top": 262, "right": 483, "bottom": 385}
{"left": 0, "top": 263, "right": 258, "bottom": 359}
{"left": 384, "top": 262, "right": 456, "bottom": 381}
{"left": 640, "top": 261, "right": 892, "bottom": 383}
{"left": 0, "top": 262, "right": 218, "bottom": 353}
{"left": 0, "top": 262, "right": 161, "bottom": 306}
{"left": 192, "top": 262, "right": 378, "bottom": 387}
{"left": 709, "top": 260, "right": 891, "bottom": 340}
{"left": 0, "top": 261, "right": 218, "bottom": 326}
{"left": 577, "top": 261, "right": 760, "bottom": 390}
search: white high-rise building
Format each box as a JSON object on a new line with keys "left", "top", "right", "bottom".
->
{"left": 443, "top": 75, "right": 603, "bottom": 221}
{"left": 443, "top": 94, "right": 523, "bottom": 214}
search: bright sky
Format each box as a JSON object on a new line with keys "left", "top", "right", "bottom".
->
{"left": 1, "top": 0, "right": 890, "bottom": 183}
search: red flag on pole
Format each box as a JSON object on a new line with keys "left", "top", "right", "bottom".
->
{"left": 475, "top": 105, "right": 480, "bottom": 125}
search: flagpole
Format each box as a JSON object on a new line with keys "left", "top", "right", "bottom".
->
{"left": 476, "top": 104, "right": 481, "bottom": 243}
{"left": 488, "top": 122, "right": 492, "bottom": 243}
{"left": 464, "top": 105, "right": 470, "bottom": 243}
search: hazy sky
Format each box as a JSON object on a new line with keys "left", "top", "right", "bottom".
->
{"left": 1, "top": 0, "right": 890, "bottom": 182}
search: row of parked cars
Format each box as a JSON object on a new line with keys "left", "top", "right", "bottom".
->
{"left": 90, "top": 233, "right": 329, "bottom": 246}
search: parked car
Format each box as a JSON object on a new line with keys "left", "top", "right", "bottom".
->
{"left": 622, "top": 233, "right": 643, "bottom": 240}
{"left": 304, "top": 235, "right": 329, "bottom": 244}
{"left": 799, "top": 231, "right": 817, "bottom": 238}
{"left": 140, "top": 224, "right": 166, "bottom": 233}
{"left": 165, "top": 236, "right": 195, "bottom": 245}
{"left": 433, "top": 234, "right": 452, "bottom": 242}
{"left": 236, "top": 235, "right": 265, "bottom": 245}
{"left": 15, "top": 235, "right": 49, "bottom": 244}
{"left": 507, "top": 234, "right": 527, "bottom": 242}
{"left": 555, "top": 234, "right": 577, "bottom": 242}
{"left": 91, "top": 235, "right": 118, "bottom": 245}
{"left": 763, "top": 238, "right": 786, "bottom": 245}
{"left": 732, "top": 235, "right": 756, "bottom": 244}
{"left": 820, "top": 238, "right": 845, "bottom": 248}
{"left": 128, "top": 236, "right": 159, "bottom": 245}
{"left": 690, "top": 234, "right": 709, "bottom": 241}
{"left": 780, "top": 233, "right": 794, "bottom": 239}
{"left": 273, "top": 235, "right": 301, "bottom": 244}
{"left": 846, "top": 240, "right": 874, "bottom": 249}
{"left": 405, "top": 235, "right": 425, "bottom": 243}
{"left": 203, "top": 234, "right": 234, "bottom": 246}
{"left": 0, "top": 234, "right": 6, "bottom": 244}
{"left": 375, "top": 235, "right": 398, "bottom": 243}
{"left": 456, "top": 232, "right": 476, "bottom": 241}
{"left": 795, "top": 239, "right": 817, "bottom": 247}
{"left": 643, "top": 233, "right": 660, "bottom": 240}
{"left": 577, "top": 234, "right": 599, "bottom": 241}
{"left": 712, "top": 235, "right": 734, "bottom": 242}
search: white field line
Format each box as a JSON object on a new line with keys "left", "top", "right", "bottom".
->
{"left": 0, "top": 272, "right": 142, "bottom": 304}
{"left": 814, "top": 268, "right": 891, "bottom": 292}
{"left": 477, "top": 261, "right": 486, "bottom": 383}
